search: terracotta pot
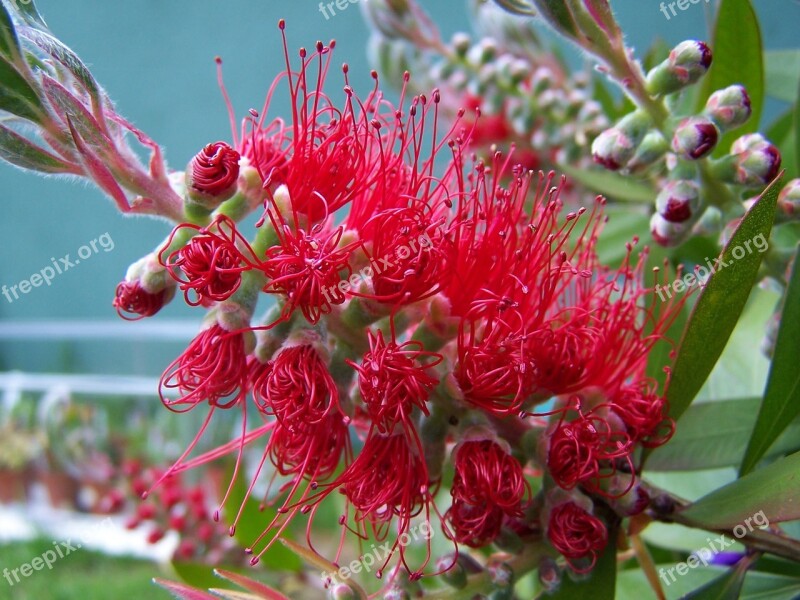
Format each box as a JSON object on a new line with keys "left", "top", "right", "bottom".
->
{"left": 0, "top": 467, "right": 27, "bottom": 503}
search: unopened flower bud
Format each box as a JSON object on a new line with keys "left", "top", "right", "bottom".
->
{"left": 672, "top": 117, "right": 719, "bottom": 160}
{"left": 538, "top": 556, "right": 561, "bottom": 592}
{"left": 113, "top": 255, "right": 176, "bottom": 320}
{"left": 627, "top": 130, "right": 669, "bottom": 172}
{"left": 778, "top": 179, "right": 800, "bottom": 216}
{"left": 656, "top": 180, "right": 700, "bottom": 223}
{"left": 451, "top": 32, "right": 471, "bottom": 57}
{"left": 734, "top": 141, "right": 782, "bottom": 187}
{"left": 705, "top": 85, "right": 752, "bottom": 131}
{"left": 650, "top": 212, "right": 690, "bottom": 247}
{"left": 592, "top": 128, "right": 635, "bottom": 170}
{"left": 531, "top": 67, "right": 554, "bottom": 95}
{"left": 186, "top": 142, "right": 241, "bottom": 207}
{"left": 646, "top": 40, "right": 712, "bottom": 96}
{"left": 592, "top": 111, "right": 650, "bottom": 170}
{"left": 361, "top": 0, "right": 414, "bottom": 40}
{"left": 467, "top": 38, "right": 498, "bottom": 65}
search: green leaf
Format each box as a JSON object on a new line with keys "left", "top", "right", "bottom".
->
{"left": 679, "top": 450, "right": 800, "bottom": 528}
{"left": 493, "top": 0, "right": 537, "bottom": 16}
{"left": 214, "top": 570, "right": 291, "bottom": 600}
{"left": 0, "top": 2, "right": 20, "bottom": 59}
{"left": 0, "top": 123, "right": 77, "bottom": 173}
{"left": 648, "top": 398, "right": 800, "bottom": 471}
{"left": 682, "top": 565, "right": 747, "bottom": 600}
{"left": 0, "top": 55, "right": 44, "bottom": 122}
{"left": 664, "top": 175, "right": 781, "bottom": 423}
{"left": 540, "top": 527, "right": 616, "bottom": 599}
{"left": 795, "top": 82, "right": 800, "bottom": 178}
{"left": 698, "top": 0, "right": 764, "bottom": 155}
{"left": 2, "top": 0, "right": 47, "bottom": 30}
{"left": 764, "top": 49, "right": 800, "bottom": 103}
{"left": 171, "top": 562, "right": 225, "bottom": 592}
{"left": 20, "top": 28, "right": 101, "bottom": 110}
{"left": 740, "top": 245, "right": 800, "bottom": 476}
{"left": 557, "top": 163, "right": 655, "bottom": 202}
{"left": 529, "top": 0, "right": 580, "bottom": 40}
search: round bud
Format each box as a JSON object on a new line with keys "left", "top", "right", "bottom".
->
{"left": 186, "top": 142, "right": 241, "bottom": 207}
{"left": 646, "top": 40, "right": 712, "bottom": 95}
{"left": 705, "top": 85, "right": 752, "bottom": 131}
{"left": 650, "top": 212, "right": 690, "bottom": 247}
{"left": 778, "top": 179, "right": 800, "bottom": 216}
{"left": 655, "top": 180, "right": 700, "bottom": 223}
{"left": 592, "top": 127, "right": 635, "bottom": 170}
{"left": 672, "top": 117, "right": 719, "bottom": 160}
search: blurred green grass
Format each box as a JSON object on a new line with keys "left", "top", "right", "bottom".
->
{"left": 0, "top": 539, "right": 160, "bottom": 600}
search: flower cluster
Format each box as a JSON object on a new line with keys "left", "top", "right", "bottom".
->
{"left": 101, "top": 460, "right": 244, "bottom": 565}
{"left": 104, "top": 20, "right": 684, "bottom": 595}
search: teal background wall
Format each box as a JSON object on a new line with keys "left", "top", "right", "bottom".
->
{"left": 0, "top": 1, "right": 797, "bottom": 376}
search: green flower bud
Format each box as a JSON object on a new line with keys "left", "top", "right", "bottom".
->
{"left": 705, "top": 85, "right": 752, "bottom": 132}
{"left": 646, "top": 40, "right": 712, "bottom": 96}
{"left": 778, "top": 179, "right": 800, "bottom": 217}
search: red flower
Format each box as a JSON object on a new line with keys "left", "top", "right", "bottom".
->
{"left": 547, "top": 501, "right": 608, "bottom": 573}
{"left": 113, "top": 280, "right": 171, "bottom": 320}
{"left": 262, "top": 218, "right": 360, "bottom": 324}
{"left": 347, "top": 328, "right": 441, "bottom": 433}
{"left": 160, "top": 324, "right": 249, "bottom": 411}
{"left": 445, "top": 499, "right": 505, "bottom": 548}
{"left": 252, "top": 344, "right": 339, "bottom": 425}
{"left": 546, "top": 409, "right": 632, "bottom": 494}
{"left": 445, "top": 439, "right": 530, "bottom": 548}
{"left": 610, "top": 380, "right": 674, "bottom": 448}
{"left": 188, "top": 141, "right": 241, "bottom": 201}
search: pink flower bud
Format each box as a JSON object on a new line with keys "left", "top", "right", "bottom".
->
{"left": 778, "top": 179, "right": 800, "bottom": 216}
{"left": 113, "top": 280, "right": 173, "bottom": 320}
{"left": 733, "top": 137, "right": 782, "bottom": 186}
{"left": 655, "top": 180, "right": 700, "bottom": 223}
{"left": 592, "top": 127, "right": 635, "bottom": 170}
{"left": 650, "top": 212, "right": 690, "bottom": 247}
{"left": 705, "top": 85, "right": 752, "bottom": 131}
{"left": 672, "top": 117, "right": 719, "bottom": 160}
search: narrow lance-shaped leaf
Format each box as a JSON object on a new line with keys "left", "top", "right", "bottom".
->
{"left": 663, "top": 174, "right": 782, "bottom": 424}
{"left": 697, "top": 0, "right": 764, "bottom": 156}
{"left": 20, "top": 29, "right": 102, "bottom": 116}
{"left": 558, "top": 162, "right": 655, "bottom": 202}
{"left": 739, "top": 244, "right": 800, "bottom": 475}
{"left": 680, "top": 450, "right": 800, "bottom": 528}
{"left": 0, "top": 55, "right": 46, "bottom": 123}
{"left": 680, "top": 559, "right": 750, "bottom": 600}
{"left": 0, "top": 1, "right": 20, "bottom": 59}
{"left": 2, "top": 0, "right": 48, "bottom": 30}
{"left": 0, "top": 122, "right": 79, "bottom": 173}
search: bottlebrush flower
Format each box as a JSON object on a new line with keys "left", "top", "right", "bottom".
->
{"left": 546, "top": 408, "right": 633, "bottom": 494}
{"left": 547, "top": 501, "right": 608, "bottom": 573}
{"left": 445, "top": 437, "right": 530, "bottom": 547}
{"left": 261, "top": 189, "right": 363, "bottom": 323}
{"left": 347, "top": 328, "right": 442, "bottom": 434}
{"left": 252, "top": 342, "right": 340, "bottom": 425}
{"left": 609, "top": 379, "right": 674, "bottom": 448}
{"left": 238, "top": 24, "right": 372, "bottom": 222}
{"left": 161, "top": 216, "right": 260, "bottom": 306}
{"left": 159, "top": 323, "right": 250, "bottom": 411}
{"left": 186, "top": 142, "right": 241, "bottom": 206}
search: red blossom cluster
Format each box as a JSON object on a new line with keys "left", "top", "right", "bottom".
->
{"left": 115, "top": 22, "right": 686, "bottom": 583}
